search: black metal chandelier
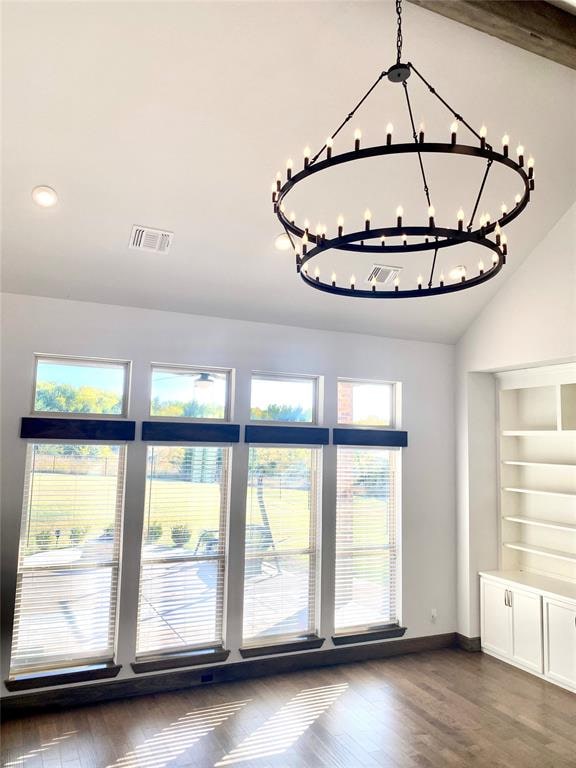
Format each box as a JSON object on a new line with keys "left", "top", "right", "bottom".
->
{"left": 271, "top": 0, "right": 535, "bottom": 298}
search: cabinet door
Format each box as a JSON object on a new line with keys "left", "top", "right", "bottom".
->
{"left": 544, "top": 598, "right": 576, "bottom": 690}
{"left": 481, "top": 579, "right": 512, "bottom": 658}
{"left": 510, "top": 588, "right": 543, "bottom": 673}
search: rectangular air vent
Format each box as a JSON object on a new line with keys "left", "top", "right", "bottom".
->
{"left": 366, "top": 264, "right": 402, "bottom": 285}
{"left": 129, "top": 225, "right": 173, "bottom": 253}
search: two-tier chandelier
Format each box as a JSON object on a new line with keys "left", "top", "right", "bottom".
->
{"left": 271, "top": 0, "right": 535, "bottom": 298}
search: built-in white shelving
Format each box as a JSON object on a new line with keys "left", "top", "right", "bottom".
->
{"left": 498, "top": 365, "right": 576, "bottom": 584}
{"left": 503, "top": 487, "right": 576, "bottom": 498}
{"left": 503, "top": 542, "right": 576, "bottom": 563}
{"left": 503, "top": 516, "right": 576, "bottom": 532}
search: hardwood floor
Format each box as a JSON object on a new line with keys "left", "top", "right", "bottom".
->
{"left": 2, "top": 649, "right": 575, "bottom": 768}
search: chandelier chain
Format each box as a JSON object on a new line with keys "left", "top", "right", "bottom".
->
{"left": 396, "top": 0, "right": 403, "bottom": 64}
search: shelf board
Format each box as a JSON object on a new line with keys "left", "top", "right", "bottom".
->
{"left": 502, "top": 487, "right": 576, "bottom": 498}
{"left": 502, "top": 430, "right": 576, "bottom": 436}
{"left": 503, "top": 515, "right": 576, "bottom": 532}
{"left": 504, "top": 542, "right": 576, "bottom": 563}
{"left": 502, "top": 460, "right": 576, "bottom": 468}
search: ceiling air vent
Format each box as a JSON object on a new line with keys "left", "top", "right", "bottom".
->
{"left": 129, "top": 225, "right": 173, "bottom": 254}
{"left": 366, "top": 264, "right": 402, "bottom": 285}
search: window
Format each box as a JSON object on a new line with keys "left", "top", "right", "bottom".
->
{"left": 136, "top": 446, "right": 230, "bottom": 657}
{"left": 334, "top": 447, "right": 399, "bottom": 633}
{"left": 33, "top": 356, "right": 130, "bottom": 416}
{"left": 9, "top": 444, "right": 126, "bottom": 676}
{"left": 250, "top": 373, "right": 318, "bottom": 423}
{"left": 337, "top": 379, "right": 395, "bottom": 426}
{"left": 150, "top": 365, "right": 231, "bottom": 420}
{"left": 243, "top": 447, "right": 321, "bottom": 645}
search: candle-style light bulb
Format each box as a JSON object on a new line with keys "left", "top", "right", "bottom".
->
{"left": 364, "top": 209, "right": 371, "bottom": 230}
{"left": 386, "top": 122, "right": 394, "bottom": 145}
{"left": 271, "top": 182, "right": 277, "bottom": 203}
{"left": 289, "top": 210, "right": 295, "bottom": 224}
{"left": 428, "top": 205, "right": 435, "bottom": 227}
{"left": 380, "top": 236, "right": 386, "bottom": 247}
{"left": 439, "top": 272, "right": 445, "bottom": 287}
{"left": 514, "top": 193, "right": 521, "bottom": 206}
{"left": 486, "top": 212, "right": 492, "bottom": 225}
{"left": 314, "top": 266, "right": 320, "bottom": 281}
{"left": 354, "top": 128, "right": 362, "bottom": 151}
{"left": 492, "top": 252, "right": 498, "bottom": 265}
{"left": 417, "top": 274, "right": 423, "bottom": 289}
{"left": 326, "top": 136, "right": 334, "bottom": 159}
{"left": 286, "top": 159, "right": 293, "bottom": 180}
{"left": 331, "top": 272, "right": 337, "bottom": 287}
{"left": 478, "top": 260, "right": 484, "bottom": 274}
{"left": 418, "top": 122, "right": 425, "bottom": 143}
{"left": 337, "top": 214, "right": 344, "bottom": 237}
{"left": 500, "top": 203, "right": 508, "bottom": 216}
{"left": 460, "top": 266, "right": 467, "bottom": 282}
{"left": 396, "top": 205, "right": 403, "bottom": 227}
{"left": 303, "top": 146, "right": 311, "bottom": 168}
{"left": 502, "top": 134, "right": 509, "bottom": 157}
{"left": 527, "top": 156, "right": 535, "bottom": 179}
{"left": 394, "top": 276, "right": 400, "bottom": 292}
{"left": 501, "top": 233, "right": 508, "bottom": 258}
{"left": 479, "top": 125, "right": 487, "bottom": 149}
{"left": 457, "top": 208, "right": 465, "bottom": 231}
{"left": 402, "top": 233, "right": 407, "bottom": 246}
{"left": 350, "top": 274, "right": 356, "bottom": 289}
{"left": 450, "top": 121, "right": 458, "bottom": 145}
{"left": 371, "top": 277, "right": 377, "bottom": 292}
{"left": 516, "top": 144, "right": 524, "bottom": 166}
{"left": 495, "top": 223, "right": 502, "bottom": 245}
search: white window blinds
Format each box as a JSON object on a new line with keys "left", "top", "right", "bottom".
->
{"left": 136, "top": 446, "right": 230, "bottom": 657}
{"left": 9, "top": 444, "right": 126, "bottom": 676}
{"left": 334, "top": 447, "right": 399, "bottom": 633}
{"left": 243, "top": 446, "right": 321, "bottom": 645}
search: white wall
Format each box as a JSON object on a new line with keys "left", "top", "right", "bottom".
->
{"left": 0, "top": 292, "right": 456, "bottom": 697}
{"left": 456, "top": 203, "right": 576, "bottom": 637}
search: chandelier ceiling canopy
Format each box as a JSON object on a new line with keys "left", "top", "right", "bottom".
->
{"left": 271, "top": 0, "right": 535, "bottom": 299}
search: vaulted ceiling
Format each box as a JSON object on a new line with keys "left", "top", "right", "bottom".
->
{"left": 2, "top": 1, "right": 575, "bottom": 342}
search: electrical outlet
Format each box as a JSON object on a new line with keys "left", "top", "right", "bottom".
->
{"left": 430, "top": 608, "right": 438, "bottom": 623}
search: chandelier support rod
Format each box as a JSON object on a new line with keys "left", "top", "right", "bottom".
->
{"left": 467, "top": 158, "right": 493, "bottom": 231}
{"left": 402, "top": 81, "right": 439, "bottom": 287}
{"left": 408, "top": 62, "right": 492, "bottom": 150}
{"left": 310, "top": 70, "right": 389, "bottom": 166}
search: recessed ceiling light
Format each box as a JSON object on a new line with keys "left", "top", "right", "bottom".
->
{"left": 449, "top": 265, "right": 466, "bottom": 280}
{"left": 32, "top": 186, "right": 58, "bottom": 207}
{"left": 274, "top": 232, "right": 291, "bottom": 251}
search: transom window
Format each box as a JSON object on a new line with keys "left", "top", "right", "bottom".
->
{"left": 337, "top": 378, "right": 396, "bottom": 427}
{"left": 250, "top": 373, "right": 319, "bottom": 423}
{"left": 150, "top": 365, "right": 231, "bottom": 420}
{"left": 33, "top": 356, "right": 130, "bottom": 416}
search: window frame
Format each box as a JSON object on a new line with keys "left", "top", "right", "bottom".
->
{"left": 135, "top": 443, "right": 232, "bottom": 660}
{"left": 31, "top": 354, "right": 132, "bottom": 419}
{"left": 249, "top": 372, "right": 321, "bottom": 426}
{"left": 148, "top": 363, "right": 234, "bottom": 422}
{"left": 336, "top": 377, "right": 399, "bottom": 429}
{"left": 333, "top": 443, "right": 402, "bottom": 637}
{"left": 241, "top": 442, "right": 323, "bottom": 648}
{"left": 9, "top": 441, "right": 128, "bottom": 678}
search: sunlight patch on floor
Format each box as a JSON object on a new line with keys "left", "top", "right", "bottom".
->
{"left": 104, "top": 699, "right": 250, "bottom": 768}
{"left": 3, "top": 730, "right": 77, "bottom": 767}
{"left": 214, "top": 683, "right": 348, "bottom": 765}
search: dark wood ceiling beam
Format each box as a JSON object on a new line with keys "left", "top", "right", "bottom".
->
{"left": 407, "top": 1, "right": 576, "bottom": 70}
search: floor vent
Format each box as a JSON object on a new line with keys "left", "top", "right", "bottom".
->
{"left": 129, "top": 225, "right": 173, "bottom": 253}
{"left": 366, "top": 264, "right": 402, "bottom": 285}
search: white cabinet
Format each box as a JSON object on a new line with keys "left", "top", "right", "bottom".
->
{"left": 480, "top": 577, "right": 542, "bottom": 673}
{"left": 543, "top": 598, "right": 576, "bottom": 689}
{"left": 480, "top": 572, "right": 575, "bottom": 691}
{"left": 481, "top": 579, "right": 512, "bottom": 657}
{"left": 510, "top": 588, "right": 542, "bottom": 673}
